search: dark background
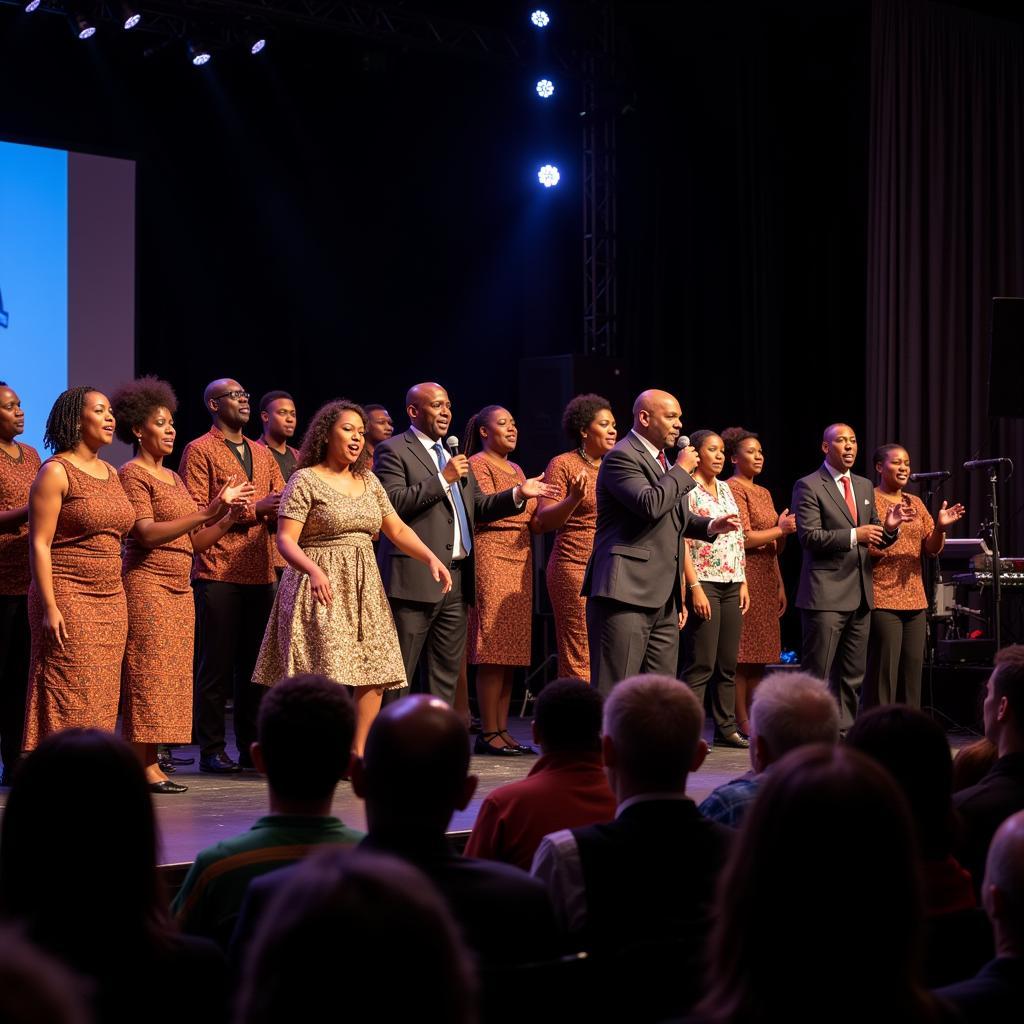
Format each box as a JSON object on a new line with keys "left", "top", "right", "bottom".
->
{"left": 2, "top": 0, "right": 1022, "bottom": 652}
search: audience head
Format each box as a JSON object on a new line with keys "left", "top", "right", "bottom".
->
{"left": 110, "top": 375, "right": 178, "bottom": 452}
{"left": 0, "top": 382, "right": 26, "bottom": 443}
{"left": 721, "top": 426, "right": 762, "bottom": 478}
{"left": 0, "top": 927, "right": 91, "bottom": 1024}
{"left": 532, "top": 679, "right": 604, "bottom": 756}
{"left": 405, "top": 382, "right": 452, "bottom": 442}
{"left": 353, "top": 694, "right": 475, "bottom": 835}
{"left": 821, "top": 422, "right": 858, "bottom": 473}
{"left": 846, "top": 705, "right": 956, "bottom": 859}
{"left": 297, "top": 399, "right": 370, "bottom": 474}
{"left": 463, "top": 405, "right": 515, "bottom": 458}
{"left": 562, "top": 393, "right": 616, "bottom": 456}
{"left": 252, "top": 674, "right": 355, "bottom": 805}
{"left": 983, "top": 644, "right": 1024, "bottom": 752}
{"left": 602, "top": 675, "right": 706, "bottom": 798}
{"left": 235, "top": 848, "right": 476, "bottom": 1024}
{"left": 699, "top": 745, "right": 931, "bottom": 1022}
{"left": 363, "top": 404, "right": 393, "bottom": 446}
{"left": 747, "top": 671, "right": 839, "bottom": 772}
{"left": 203, "top": 378, "right": 250, "bottom": 429}
{"left": 981, "top": 809, "right": 1024, "bottom": 955}
{"left": 690, "top": 430, "right": 725, "bottom": 480}
{"left": 0, "top": 730, "right": 166, "bottom": 961}
{"left": 952, "top": 737, "right": 999, "bottom": 793}
{"left": 43, "top": 387, "right": 112, "bottom": 454}
{"left": 258, "top": 391, "right": 297, "bottom": 443}
{"left": 631, "top": 389, "right": 683, "bottom": 450}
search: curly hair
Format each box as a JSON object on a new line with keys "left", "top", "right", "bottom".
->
{"left": 297, "top": 399, "right": 371, "bottom": 473}
{"left": 721, "top": 425, "right": 759, "bottom": 461}
{"left": 462, "top": 405, "right": 506, "bottom": 458}
{"left": 110, "top": 376, "right": 178, "bottom": 447}
{"left": 561, "top": 393, "right": 612, "bottom": 447}
{"left": 43, "top": 386, "right": 96, "bottom": 454}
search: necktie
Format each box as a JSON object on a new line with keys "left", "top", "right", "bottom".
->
{"left": 657, "top": 450, "right": 668, "bottom": 472}
{"left": 841, "top": 475, "right": 857, "bottom": 522}
{"left": 433, "top": 444, "right": 473, "bottom": 556}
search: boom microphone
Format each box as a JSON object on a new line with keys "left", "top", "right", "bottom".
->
{"left": 964, "top": 457, "right": 1013, "bottom": 471}
{"left": 908, "top": 470, "right": 951, "bottom": 482}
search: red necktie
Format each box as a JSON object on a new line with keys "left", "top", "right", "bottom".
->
{"left": 657, "top": 450, "right": 668, "bottom": 472}
{"left": 841, "top": 475, "right": 857, "bottom": 522}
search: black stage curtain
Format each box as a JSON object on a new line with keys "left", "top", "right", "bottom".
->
{"left": 867, "top": 0, "right": 1024, "bottom": 555}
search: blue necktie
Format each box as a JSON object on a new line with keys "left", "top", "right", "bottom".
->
{"left": 433, "top": 443, "right": 473, "bottom": 556}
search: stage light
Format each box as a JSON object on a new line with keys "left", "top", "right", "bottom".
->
{"left": 24, "top": 1, "right": 42, "bottom": 13}
{"left": 531, "top": 10, "right": 550, "bottom": 28}
{"left": 188, "top": 43, "right": 212, "bottom": 66}
{"left": 538, "top": 164, "right": 560, "bottom": 188}
{"left": 536, "top": 79, "right": 554, "bottom": 98}
{"left": 250, "top": 37, "right": 267, "bottom": 55}
{"left": 122, "top": 5, "right": 142, "bottom": 30}
{"left": 75, "top": 14, "right": 96, "bottom": 39}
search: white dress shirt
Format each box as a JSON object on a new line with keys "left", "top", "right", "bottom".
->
{"left": 826, "top": 463, "right": 860, "bottom": 550}
{"left": 630, "top": 429, "right": 667, "bottom": 472}
{"left": 411, "top": 424, "right": 469, "bottom": 559}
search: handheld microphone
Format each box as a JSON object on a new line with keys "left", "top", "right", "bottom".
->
{"left": 675, "top": 435, "right": 691, "bottom": 450}
{"left": 908, "top": 470, "right": 951, "bottom": 482}
{"left": 445, "top": 435, "right": 460, "bottom": 456}
{"left": 964, "top": 457, "right": 1013, "bottom": 471}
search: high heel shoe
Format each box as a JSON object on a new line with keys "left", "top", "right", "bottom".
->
{"left": 474, "top": 731, "right": 522, "bottom": 757}
{"left": 499, "top": 730, "right": 536, "bottom": 755}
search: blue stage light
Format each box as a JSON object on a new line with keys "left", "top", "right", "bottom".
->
{"left": 536, "top": 79, "right": 555, "bottom": 99}
{"left": 122, "top": 5, "right": 141, "bottom": 30}
{"left": 538, "top": 164, "right": 560, "bottom": 188}
{"left": 189, "top": 43, "right": 212, "bottom": 66}
{"left": 24, "top": 1, "right": 42, "bottom": 13}
{"left": 75, "top": 15, "right": 96, "bottom": 39}
{"left": 251, "top": 38, "right": 267, "bottom": 55}
{"left": 531, "top": 10, "right": 550, "bottom": 28}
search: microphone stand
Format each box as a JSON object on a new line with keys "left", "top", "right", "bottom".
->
{"left": 987, "top": 465, "right": 1004, "bottom": 651}
{"left": 921, "top": 477, "right": 945, "bottom": 717}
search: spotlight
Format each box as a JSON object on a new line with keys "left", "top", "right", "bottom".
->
{"left": 188, "top": 43, "right": 212, "bottom": 66}
{"left": 530, "top": 10, "right": 550, "bottom": 28}
{"left": 536, "top": 79, "right": 555, "bottom": 99}
{"left": 122, "top": 5, "right": 141, "bottom": 31}
{"left": 538, "top": 164, "right": 560, "bottom": 188}
{"left": 24, "top": 1, "right": 42, "bottom": 13}
{"left": 74, "top": 14, "right": 96, "bottom": 39}
{"left": 250, "top": 37, "right": 267, "bottom": 55}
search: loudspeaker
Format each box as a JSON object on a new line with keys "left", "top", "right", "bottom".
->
{"left": 989, "top": 297, "right": 1024, "bottom": 418}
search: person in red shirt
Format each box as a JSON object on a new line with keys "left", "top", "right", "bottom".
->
{"left": 464, "top": 678, "right": 617, "bottom": 870}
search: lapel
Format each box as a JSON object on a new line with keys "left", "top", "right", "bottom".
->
{"left": 818, "top": 465, "right": 855, "bottom": 526}
{"left": 404, "top": 428, "right": 440, "bottom": 478}
{"left": 627, "top": 431, "right": 662, "bottom": 480}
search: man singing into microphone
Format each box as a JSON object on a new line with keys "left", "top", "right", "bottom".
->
{"left": 583, "top": 389, "right": 742, "bottom": 694}
{"left": 373, "top": 382, "right": 554, "bottom": 704}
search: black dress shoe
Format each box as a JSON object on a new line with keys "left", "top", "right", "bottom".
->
{"left": 149, "top": 780, "right": 189, "bottom": 794}
{"left": 716, "top": 731, "right": 750, "bottom": 749}
{"left": 199, "top": 752, "right": 242, "bottom": 774}
{"left": 474, "top": 732, "right": 522, "bottom": 757}
{"left": 157, "top": 752, "right": 176, "bottom": 774}
{"left": 499, "top": 730, "right": 537, "bottom": 755}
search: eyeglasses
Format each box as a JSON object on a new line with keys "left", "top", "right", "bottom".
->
{"left": 212, "top": 390, "right": 250, "bottom": 402}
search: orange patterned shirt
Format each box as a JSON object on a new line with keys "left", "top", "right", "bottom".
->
{"left": 178, "top": 427, "right": 285, "bottom": 584}
{"left": 870, "top": 490, "right": 935, "bottom": 610}
{"left": 0, "top": 442, "right": 43, "bottom": 595}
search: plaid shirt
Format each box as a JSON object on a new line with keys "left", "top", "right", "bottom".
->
{"left": 697, "top": 774, "right": 760, "bottom": 828}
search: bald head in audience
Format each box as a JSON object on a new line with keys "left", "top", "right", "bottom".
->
{"left": 983, "top": 810, "right": 1024, "bottom": 956}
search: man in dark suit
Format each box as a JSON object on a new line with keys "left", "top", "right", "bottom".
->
{"left": 583, "top": 389, "right": 741, "bottom": 694}
{"left": 792, "top": 422, "right": 909, "bottom": 729}
{"left": 373, "top": 382, "right": 552, "bottom": 703}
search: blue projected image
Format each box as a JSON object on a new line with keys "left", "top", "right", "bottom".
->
{"left": 0, "top": 141, "right": 69, "bottom": 454}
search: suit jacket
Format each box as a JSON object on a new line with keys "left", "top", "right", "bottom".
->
{"left": 935, "top": 956, "right": 1024, "bottom": 1024}
{"left": 793, "top": 465, "right": 895, "bottom": 612}
{"left": 373, "top": 429, "right": 520, "bottom": 605}
{"left": 582, "top": 433, "right": 712, "bottom": 610}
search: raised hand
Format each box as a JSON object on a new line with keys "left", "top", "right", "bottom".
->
{"left": 778, "top": 507, "right": 797, "bottom": 535}
{"left": 708, "top": 513, "right": 742, "bottom": 536}
{"left": 677, "top": 445, "right": 699, "bottom": 474}
{"left": 937, "top": 500, "right": 966, "bottom": 529}
{"left": 219, "top": 476, "right": 256, "bottom": 507}
{"left": 442, "top": 454, "right": 470, "bottom": 485}
{"left": 883, "top": 501, "right": 915, "bottom": 533}
{"left": 256, "top": 491, "right": 282, "bottom": 520}
{"left": 520, "top": 474, "right": 558, "bottom": 500}
{"left": 568, "top": 471, "right": 588, "bottom": 504}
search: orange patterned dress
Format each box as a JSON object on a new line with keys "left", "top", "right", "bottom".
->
{"left": 467, "top": 453, "right": 533, "bottom": 667}
{"left": 24, "top": 458, "right": 135, "bottom": 748}
{"left": 119, "top": 464, "right": 199, "bottom": 743}
{"left": 542, "top": 450, "right": 599, "bottom": 680}
{"left": 0, "top": 442, "right": 43, "bottom": 596}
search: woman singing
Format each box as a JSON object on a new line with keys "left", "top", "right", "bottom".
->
{"left": 866, "top": 444, "right": 965, "bottom": 709}
{"left": 253, "top": 399, "right": 451, "bottom": 755}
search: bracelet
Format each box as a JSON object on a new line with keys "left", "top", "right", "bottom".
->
{"left": 688, "top": 582, "right": 703, "bottom": 590}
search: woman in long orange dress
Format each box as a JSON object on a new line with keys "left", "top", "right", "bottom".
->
{"left": 111, "top": 376, "right": 253, "bottom": 793}
{"left": 25, "top": 387, "right": 136, "bottom": 749}
{"left": 531, "top": 394, "right": 617, "bottom": 681}
{"left": 465, "top": 406, "right": 536, "bottom": 755}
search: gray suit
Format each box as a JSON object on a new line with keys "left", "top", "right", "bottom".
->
{"left": 373, "top": 429, "right": 519, "bottom": 702}
{"left": 583, "top": 432, "right": 712, "bottom": 693}
{"left": 793, "top": 465, "right": 896, "bottom": 727}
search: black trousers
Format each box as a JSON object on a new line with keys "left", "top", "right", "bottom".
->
{"left": 865, "top": 608, "right": 926, "bottom": 709}
{"left": 389, "top": 564, "right": 465, "bottom": 706}
{"left": 586, "top": 593, "right": 681, "bottom": 696}
{"left": 0, "top": 594, "right": 29, "bottom": 777}
{"left": 193, "top": 580, "right": 275, "bottom": 759}
{"left": 800, "top": 601, "right": 871, "bottom": 730}
{"left": 681, "top": 581, "right": 742, "bottom": 735}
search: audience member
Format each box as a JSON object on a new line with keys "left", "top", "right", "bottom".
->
{"left": 954, "top": 645, "right": 1024, "bottom": 890}
{"left": 0, "top": 730, "right": 226, "bottom": 1024}
{"left": 532, "top": 674, "right": 730, "bottom": 1019}
{"left": 953, "top": 738, "right": 999, "bottom": 793}
{"left": 936, "top": 809, "right": 1024, "bottom": 1022}
{"left": 465, "top": 679, "right": 617, "bottom": 869}
{"left": 0, "top": 926, "right": 90, "bottom": 1024}
{"left": 172, "top": 675, "right": 363, "bottom": 948}
{"left": 234, "top": 847, "right": 476, "bottom": 1024}
{"left": 698, "top": 671, "right": 839, "bottom": 827}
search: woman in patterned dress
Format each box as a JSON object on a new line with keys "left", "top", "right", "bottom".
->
{"left": 24, "top": 387, "right": 136, "bottom": 749}
{"left": 111, "top": 376, "right": 253, "bottom": 793}
{"left": 465, "top": 406, "right": 536, "bottom": 756}
{"left": 721, "top": 426, "right": 796, "bottom": 737}
{"left": 681, "top": 430, "right": 750, "bottom": 748}
{"left": 253, "top": 400, "right": 451, "bottom": 756}
{"left": 531, "top": 394, "right": 617, "bottom": 681}
{"left": 866, "top": 444, "right": 965, "bottom": 709}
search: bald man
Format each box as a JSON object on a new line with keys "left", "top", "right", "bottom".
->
{"left": 792, "top": 423, "right": 910, "bottom": 730}
{"left": 372, "top": 383, "right": 552, "bottom": 704}
{"left": 583, "top": 390, "right": 741, "bottom": 694}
